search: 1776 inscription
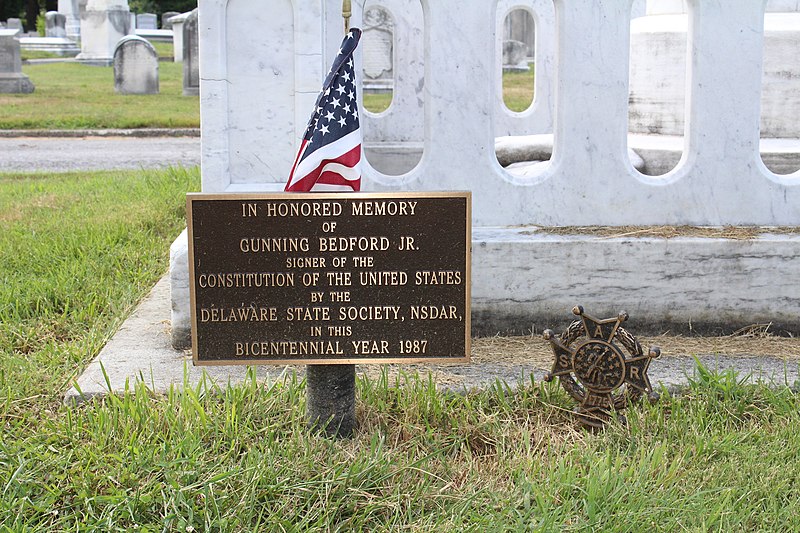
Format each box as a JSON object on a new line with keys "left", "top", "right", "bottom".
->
{"left": 187, "top": 192, "right": 471, "bottom": 365}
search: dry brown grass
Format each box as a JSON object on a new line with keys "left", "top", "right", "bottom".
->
{"left": 471, "top": 330, "right": 800, "bottom": 365}
{"left": 527, "top": 225, "right": 800, "bottom": 240}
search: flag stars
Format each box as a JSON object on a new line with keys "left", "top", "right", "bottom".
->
{"left": 285, "top": 28, "right": 362, "bottom": 193}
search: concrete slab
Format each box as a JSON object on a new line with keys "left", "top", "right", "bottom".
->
{"left": 64, "top": 277, "right": 281, "bottom": 404}
{"left": 65, "top": 276, "right": 800, "bottom": 404}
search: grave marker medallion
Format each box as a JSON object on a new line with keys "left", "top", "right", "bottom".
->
{"left": 543, "top": 306, "right": 661, "bottom": 428}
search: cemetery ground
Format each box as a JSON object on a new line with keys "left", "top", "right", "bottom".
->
{"left": 2, "top": 58, "right": 532, "bottom": 129}
{"left": 3, "top": 58, "right": 800, "bottom": 530}
{"left": 1, "top": 61, "right": 197, "bottom": 130}
{"left": 3, "top": 168, "right": 800, "bottom": 529}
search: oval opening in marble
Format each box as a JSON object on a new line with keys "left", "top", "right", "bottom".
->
{"left": 627, "top": 10, "right": 687, "bottom": 177}
{"left": 501, "top": 8, "right": 535, "bottom": 113}
{"left": 361, "top": 0, "right": 425, "bottom": 176}
{"left": 361, "top": 2, "right": 395, "bottom": 114}
{"left": 494, "top": 1, "right": 555, "bottom": 181}
{"left": 759, "top": 11, "right": 800, "bottom": 176}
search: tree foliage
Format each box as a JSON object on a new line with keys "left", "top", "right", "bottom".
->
{"left": 129, "top": 0, "right": 196, "bottom": 15}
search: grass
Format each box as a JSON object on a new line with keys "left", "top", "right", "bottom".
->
{"left": 301, "top": 68, "right": 537, "bottom": 115}
{"left": 20, "top": 50, "right": 64, "bottom": 61}
{"left": 3, "top": 168, "right": 800, "bottom": 529}
{"left": 362, "top": 91, "right": 393, "bottom": 114}
{"left": 503, "top": 65, "right": 536, "bottom": 112}
{"left": 150, "top": 41, "right": 175, "bottom": 59}
{"left": 1, "top": 62, "right": 199, "bottom": 129}
{"left": 4, "top": 59, "right": 531, "bottom": 128}
{"left": 0, "top": 167, "right": 198, "bottom": 400}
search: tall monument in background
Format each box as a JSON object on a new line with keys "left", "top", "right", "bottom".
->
{"left": 76, "top": 0, "right": 131, "bottom": 65}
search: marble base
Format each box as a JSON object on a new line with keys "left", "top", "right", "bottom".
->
{"left": 169, "top": 227, "right": 800, "bottom": 348}
{"left": 74, "top": 56, "right": 114, "bottom": 66}
{"left": 19, "top": 36, "right": 79, "bottom": 56}
{"left": 134, "top": 29, "right": 173, "bottom": 42}
{"left": 470, "top": 228, "right": 800, "bottom": 336}
{"left": 0, "top": 73, "right": 34, "bottom": 93}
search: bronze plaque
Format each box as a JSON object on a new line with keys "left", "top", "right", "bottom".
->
{"left": 187, "top": 192, "right": 471, "bottom": 365}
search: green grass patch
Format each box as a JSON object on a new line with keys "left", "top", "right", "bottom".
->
{"left": 2, "top": 169, "right": 800, "bottom": 529}
{"left": 503, "top": 64, "right": 535, "bottom": 112}
{"left": 363, "top": 67, "right": 535, "bottom": 115}
{"left": 363, "top": 91, "right": 393, "bottom": 114}
{"left": 150, "top": 40, "right": 174, "bottom": 59}
{"left": 20, "top": 50, "right": 64, "bottom": 61}
{"left": 0, "top": 167, "right": 199, "bottom": 401}
{"left": 1, "top": 62, "right": 199, "bottom": 129}
{"left": 2, "top": 62, "right": 532, "bottom": 128}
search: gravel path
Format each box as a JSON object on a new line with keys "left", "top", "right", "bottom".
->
{"left": 0, "top": 133, "right": 200, "bottom": 173}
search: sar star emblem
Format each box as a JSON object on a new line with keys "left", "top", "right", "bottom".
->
{"left": 543, "top": 306, "right": 661, "bottom": 429}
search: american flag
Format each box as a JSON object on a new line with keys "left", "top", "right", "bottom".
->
{"left": 285, "top": 28, "right": 362, "bottom": 192}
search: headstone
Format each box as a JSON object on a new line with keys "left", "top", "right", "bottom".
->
{"left": 169, "top": 11, "right": 190, "bottom": 63}
{"left": 0, "top": 29, "right": 35, "bottom": 94}
{"left": 45, "top": 11, "right": 68, "bottom": 38}
{"left": 136, "top": 13, "right": 157, "bottom": 30}
{"left": 362, "top": 6, "right": 394, "bottom": 91}
{"left": 182, "top": 9, "right": 199, "bottom": 96}
{"left": 6, "top": 19, "right": 23, "bottom": 31}
{"left": 57, "top": 0, "right": 81, "bottom": 40}
{"left": 77, "top": 0, "right": 132, "bottom": 66}
{"left": 113, "top": 35, "right": 158, "bottom": 94}
{"left": 162, "top": 11, "right": 179, "bottom": 29}
{"left": 502, "top": 39, "right": 529, "bottom": 71}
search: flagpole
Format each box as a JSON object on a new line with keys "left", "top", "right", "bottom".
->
{"left": 305, "top": 1, "right": 357, "bottom": 439}
{"left": 343, "top": 0, "right": 351, "bottom": 33}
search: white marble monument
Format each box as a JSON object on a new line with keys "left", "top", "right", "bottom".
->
{"left": 76, "top": 0, "right": 132, "bottom": 66}
{"left": 168, "top": 0, "right": 800, "bottom": 347}
{"left": 58, "top": 0, "right": 81, "bottom": 41}
{"left": 169, "top": 11, "right": 190, "bottom": 63}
